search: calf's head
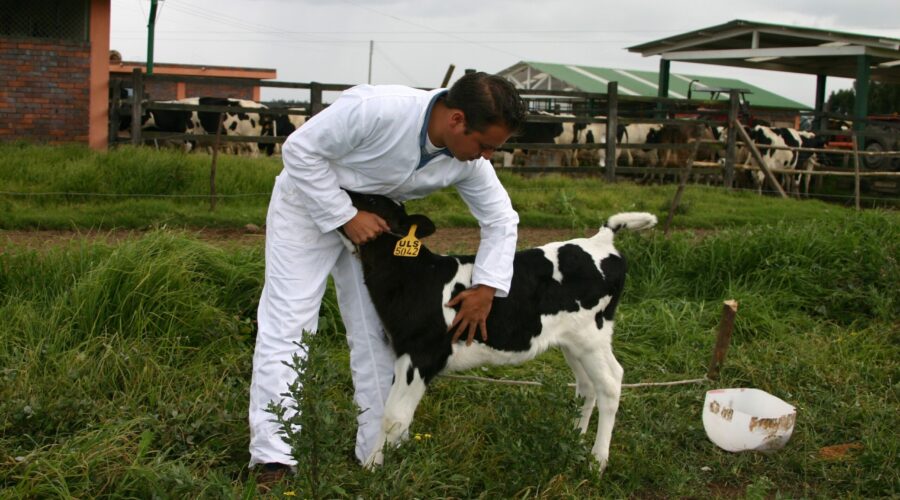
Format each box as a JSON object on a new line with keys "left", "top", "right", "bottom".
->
{"left": 341, "top": 191, "right": 436, "bottom": 243}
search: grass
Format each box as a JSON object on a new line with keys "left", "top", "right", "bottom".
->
{"left": 1, "top": 142, "right": 889, "bottom": 231}
{"left": 0, "top": 144, "right": 898, "bottom": 497}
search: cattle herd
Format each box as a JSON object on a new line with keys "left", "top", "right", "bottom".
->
{"left": 120, "top": 96, "right": 306, "bottom": 157}
{"left": 122, "top": 97, "right": 831, "bottom": 194}
{"left": 503, "top": 112, "right": 829, "bottom": 194}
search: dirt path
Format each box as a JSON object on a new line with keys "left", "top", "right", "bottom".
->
{"left": 1, "top": 227, "right": 591, "bottom": 254}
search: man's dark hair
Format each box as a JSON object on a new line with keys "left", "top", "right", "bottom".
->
{"left": 444, "top": 72, "right": 527, "bottom": 135}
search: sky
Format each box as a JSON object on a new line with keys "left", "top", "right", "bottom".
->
{"left": 109, "top": 0, "right": 900, "bottom": 106}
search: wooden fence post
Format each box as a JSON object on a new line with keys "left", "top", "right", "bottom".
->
{"left": 707, "top": 300, "right": 739, "bottom": 380}
{"left": 108, "top": 78, "right": 122, "bottom": 147}
{"left": 130, "top": 68, "right": 143, "bottom": 146}
{"left": 210, "top": 112, "right": 224, "bottom": 211}
{"left": 605, "top": 82, "right": 618, "bottom": 182}
{"left": 852, "top": 133, "right": 862, "bottom": 210}
{"left": 724, "top": 90, "right": 739, "bottom": 189}
{"left": 663, "top": 140, "right": 700, "bottom": 237}
{"left": 310, "top": 82, "right": 324, "bottom": 116}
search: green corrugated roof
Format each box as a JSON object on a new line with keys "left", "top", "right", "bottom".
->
{"left": 519, "top": 61, "right": 810, "bottom": 110}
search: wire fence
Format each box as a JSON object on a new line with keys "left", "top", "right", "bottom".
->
{"left": 0, "top": 191, "right": 271, "bottom": 199}
{"left": 3, "top": 185, "right": 898, "bottom": 204}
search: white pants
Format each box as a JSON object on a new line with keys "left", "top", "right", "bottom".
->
{"left": 249, "top": 175, "right": 396, "bottom": 466}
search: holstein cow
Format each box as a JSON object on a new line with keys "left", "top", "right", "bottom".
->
{"left": 630, "top": 123, "right": 703, "bottom": 183}
{"left": 713, "top": 125, "right": 821, "bottom": 194}
{"left": 772, "top": 128, "right": 823, "bottom": 196}
{"left": 339, "top": 190, "right": 657, "bottom": 472}
{"left": 712, "top": 124, "right": 771, "bottom": 191}
{"left": 134, "top": 97, "right": 274, "bottom": 156}
{"left": 712, "top": 125, "right": 752, "bottom": 166}
{"left": 270, "top": 108, "right": 308, "bottom": 155}
{"left": 573, "top": 120, "right": 627, "bottom": 167}
{"left": 677, "top": 123, "right": 718, "bottom": 184}
{"left": 747, "top": 125, "right": 795, "bottom": 194}
{"left": 507, "top": 111, "right": 572, "bottom": 167}
{"left": 132, "top": 99, "right": 198, "bottom": 152}
{"left": 189, "top": 97, "right": 275, "bottom": 157}
{"left": 505, "top": 113, "right": 623, "bottom": 168}
{"left": 620, "top": 123, "right": 663, "bottom": 168}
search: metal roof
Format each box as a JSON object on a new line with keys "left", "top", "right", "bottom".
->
{"left": 627, "top": 19, "right": 900, "bottom": 84}
{"left": 497, "top": 60, "right": 809, "bottom": 109}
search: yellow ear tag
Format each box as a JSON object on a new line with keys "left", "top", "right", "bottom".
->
{"left": 393, "top": 224, "right": 421, "bottom": 257}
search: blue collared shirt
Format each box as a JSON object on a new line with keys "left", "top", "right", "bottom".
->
{"left": 417, "top": 90, "right": 452, "bottom": 169}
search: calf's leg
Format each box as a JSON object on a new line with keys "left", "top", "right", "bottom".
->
{"left": 575, "top": 340, "right": 623, "bottom": 472}
{"left": 364, "top": 353, "right": 427, "bottom": 468}
{"left": 561, "top": 345, "right": 596, "bottom": 434}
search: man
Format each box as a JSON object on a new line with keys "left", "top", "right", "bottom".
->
{"left": 249, "top": 72, "right": 526, "bottom": 485}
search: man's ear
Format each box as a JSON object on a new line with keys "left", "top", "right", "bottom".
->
{"left": 449, "top": 109, "right": 465, "bottom": 129}
{"left": 402, "top": 214, "right": 436, "bottom": 238}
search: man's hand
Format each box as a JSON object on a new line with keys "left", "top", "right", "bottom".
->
{"left": 447, "top": 285, "right": 495, "bottom": 346}
{"left": 342, "top": 211, "right": 390, "bottom": 245}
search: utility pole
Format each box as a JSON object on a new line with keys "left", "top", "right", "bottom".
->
{"left": 368, "top": 40, "right": 373, "bottom": 84}
{"left": 147, "top": 0, "right": 160, "bottom": 75}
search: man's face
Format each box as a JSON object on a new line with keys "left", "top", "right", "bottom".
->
{"left": 444, "top": 112, "right": 512, "bottom": 162}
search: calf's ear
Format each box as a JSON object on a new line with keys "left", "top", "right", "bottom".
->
{"left": 402, "top": 214, "right": 436, "bottom": 238}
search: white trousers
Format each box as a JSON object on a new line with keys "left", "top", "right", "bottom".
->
{"left": 249, "top": 176, "right": 396, "bottom": 466}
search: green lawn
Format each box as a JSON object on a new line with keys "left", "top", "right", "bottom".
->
{"left": 1, "top": 144, "right": 897, "bottom": 498}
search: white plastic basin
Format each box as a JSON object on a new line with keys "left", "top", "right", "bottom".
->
{"left": 702, "top": 388, "right": 797, "bottom": 452}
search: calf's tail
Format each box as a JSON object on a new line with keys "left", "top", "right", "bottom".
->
{"left": 604, "top": 212, "right": 658, "bottom": 233}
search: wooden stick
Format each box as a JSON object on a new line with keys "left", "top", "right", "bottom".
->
{"left": 130, "top": 68, "right": 143, "bottom": 146}
{"left": 440, "top": 64, "right": 455, "bottom": 88}
{"left": 707, "top": 300, "right": 739, "bottom": 380}
{"left": 605, "top": 82, "right": 619, "bottom": 182}
{"left": 852, "top": 134, "right": 862, "bottom": 211}
{"left": 664, "top": 140, "right": 700, "bottom": 237}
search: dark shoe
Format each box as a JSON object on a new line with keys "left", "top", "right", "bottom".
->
{"left": 256, "top": 462, "right": 291, "bottom": 493}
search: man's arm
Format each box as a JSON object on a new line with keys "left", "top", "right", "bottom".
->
{"left": 446, "top": 159, "right": 519, "bottom": 345}
{"left": 280, "top": 91, "right": 371, "bottom": 233}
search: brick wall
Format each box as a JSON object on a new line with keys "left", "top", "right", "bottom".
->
{"left": 112, "top": 78, "right": 256, "bottom": 101}
{"left": 143, "top": 80, "right": 178, "bottom": 101}
{"left": 185, "top": 82, "right": 254, "bottom": 100}
{"left": 135, "top": 81, "right": 254, "bottom": 101}
{"left": 0, "top": 38, "right": 91, "bottom": 144}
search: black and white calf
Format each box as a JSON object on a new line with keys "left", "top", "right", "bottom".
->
{"left": 339, "top": 191, "right": 656, "bottom": 472}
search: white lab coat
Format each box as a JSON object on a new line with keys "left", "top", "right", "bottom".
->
{"left": 249, "top": 84, "right": 518, "bottom": 467}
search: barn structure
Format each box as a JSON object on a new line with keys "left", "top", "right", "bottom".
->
{"left": 627, "top": 19, "right": 900, "bottom": 129}
{"left": 496, "top": 60, "right": 808, "bottom": 110}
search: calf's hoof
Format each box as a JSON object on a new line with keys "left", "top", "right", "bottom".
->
{"left": 363, "top": 449, "right": 384, "bottom": 470}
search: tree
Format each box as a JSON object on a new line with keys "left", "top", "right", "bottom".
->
{"left": 826, "top": 82, "right": 900, "bottom": 115}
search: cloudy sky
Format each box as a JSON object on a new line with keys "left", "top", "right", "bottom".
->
{"left": 109, "top": 0, "right": 900, "bottom": 105}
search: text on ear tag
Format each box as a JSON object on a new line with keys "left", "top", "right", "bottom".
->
{"left": 393, "top": 224, "right": 421, "bottom": 257}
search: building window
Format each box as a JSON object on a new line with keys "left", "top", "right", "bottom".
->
{"left": 0, "top": 0, "right": 90, "bottom": 41}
